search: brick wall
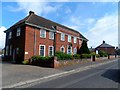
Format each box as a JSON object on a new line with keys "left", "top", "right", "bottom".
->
{"left": 98, "top": 47, "right": 115, "bottom": 55}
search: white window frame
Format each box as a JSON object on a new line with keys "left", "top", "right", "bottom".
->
{"left": 16, "top": 27, "right": 21, "bottom": 36}
{"left": 40, "top": 29, "right": 46, "bottom": 38}
{"left": 60, "top": 45, "right": 65, "bottom": 53}
{"left": 74, "top": 37, "right": 77, "bottom": 43}
{"left": 48, "top": 46, "right": 54, "bottom": 56}
{"left": 68, "top": 35, "right": 71, "bottom": 42}
{"left": 8, "top": 32, "right": 12, "bottom": 39}
{"left": 39, "top": 45, "right": 46, "bottom": 56}
{"left": 74, "top": 47, "right": 77, "bottom": 54}
{"left": 67, "top": 45, "right": 72, "bottom": 54}
{"left": 49, "top": 32, "right": 54, "bottom": 40}
{"left": 61, "top": 33, "right": 65, "bottom": 41}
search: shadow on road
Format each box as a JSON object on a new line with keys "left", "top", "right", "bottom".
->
{"left": 101, "top": 69, "right": 120, "bottom": 83}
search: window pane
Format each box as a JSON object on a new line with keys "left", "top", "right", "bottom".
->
{"left": 68, "top": 35, "right": 71, "bottom": 42}
{"left": 49, "top": 32, "right": 54, "bottom": 39}
{"left": 40, "top": 46, "right": 44, "bottom": 56}
{"left": 49, "top": 46, "right": 54, "bottom": 56}
{"left": 61, "top": 33, "right": 65, "bottom": 41}
{"left": 17, "top": 28, "right": 21, "bottom": 36}
{"left": 40, "top": 30, "right": 46, "bottom": 38}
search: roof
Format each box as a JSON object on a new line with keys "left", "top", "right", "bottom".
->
{"left": 6, "top": 11, "right": 88, "bottom": 41}
{"left": 96, "top": 41, "right": 115, "bottom": 48}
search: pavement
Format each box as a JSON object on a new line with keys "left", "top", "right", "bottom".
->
{"left": 2, "top": 57, "right": 119, "bottom": 88}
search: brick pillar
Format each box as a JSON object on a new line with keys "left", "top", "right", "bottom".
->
{"left": 53, "top": 56, "right": 59, "bottom": 68}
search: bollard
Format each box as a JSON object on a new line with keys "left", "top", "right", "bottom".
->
{"left": 92, "top": 55, "right": 95, "bottom": 62}
{"left": 108, "top": 55, "right": 110, "bottom": 59}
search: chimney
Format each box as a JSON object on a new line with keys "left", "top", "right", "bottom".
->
{"left": 103, "top": 40, "right": 105, "bottom": 44}
{"left": 29, "top": 11, "right": 34, "bottom": 15}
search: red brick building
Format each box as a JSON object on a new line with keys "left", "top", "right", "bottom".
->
{"left": 4, "top": 11, "right": 88, "bottom": 63}
{"left": 95, "top": 41, "right": 115, "bottom": 55}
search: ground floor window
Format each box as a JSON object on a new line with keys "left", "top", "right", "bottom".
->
{"left": 49, "top": 46, "right": 54, "bottom": 56}
{"left": 39, "top": 45, "right": 45, "bottom": 56}
{"left": 6, "top": 45, "right": 9, "bottom": 55}
{"left": 67, "top": 45, "right": 72, "bottom": 54}
{"left": 10, "top": 45, "right": 12, "bottom": 56}
{"left": 74, "top": 47, "right": 77, "bottom": 54}
{"left": 60, "top": 46, "right": 65, "bottom": 53}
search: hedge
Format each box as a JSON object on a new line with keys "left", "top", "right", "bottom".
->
{"left": 55, "top": 52, "right": 73, "bottom": 60}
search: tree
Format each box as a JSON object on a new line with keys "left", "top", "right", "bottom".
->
{"left": 78, "top": 40, "right": 90, "bottom": 54}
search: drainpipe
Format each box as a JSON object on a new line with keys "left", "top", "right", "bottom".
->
{"left": 34, "top": 28, "right": 36, "bottom": 55}
{"left": 52, "top": 26, "right": 56, "bottom": 56}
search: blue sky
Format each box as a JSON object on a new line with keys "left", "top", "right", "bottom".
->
{"left": 0, "top": 1, "right": 118, "bottom": 49}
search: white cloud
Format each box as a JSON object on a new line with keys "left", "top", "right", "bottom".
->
{"left": 0, "top": 26, "right": 6, "bottom": 49}
{"left": 9, "top": 0, "right": 61, "bottom": 15}
{"left": 87, "top": 18, "right": 95, "bottom": 25}
{"left": 84, "top": 13, "right": 118, "bottom": 48}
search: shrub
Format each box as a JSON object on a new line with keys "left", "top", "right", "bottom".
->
{"left": 22, "top": 60, "right": 29, "bottom": 65}
{"left": 98, "top": 50, "right": 108, "bottom": 57}
{"left": 90, "top": 52, "right": 100, "bottom": 58}
{"left": 73, "top": 54, "right": 81, "bottom": 59}
{"left": 55, "top": 52, "right": 73, "bottom": 60}
{"left": 81, "top": 54, "right": 91, "bottom": 59}
{"left": 31, "top": 56, "right": 53, "bottom": 61}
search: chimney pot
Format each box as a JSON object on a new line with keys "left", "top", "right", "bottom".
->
{"left": 103, "top": 40, "right": 105, "bottom": 44}
{"left": 29, "top": 11, "right": 34, "bottom": 15}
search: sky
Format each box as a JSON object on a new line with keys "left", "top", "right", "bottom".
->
{"left": 0, "top": 0, "right": 118, "bottom": 49}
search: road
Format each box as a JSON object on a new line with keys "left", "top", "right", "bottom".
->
{"left": 28, "top": 59, "right": 119, "bottom": 88}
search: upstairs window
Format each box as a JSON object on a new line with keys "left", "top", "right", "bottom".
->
{"left": 16, "top": 27, "right": 21, "bottom": 36}
{"left": 74, "top": 37, "right": 77, "bottom": 43}
{"left": 68, "top": 35, "right": 71, "bottom": 42}
{"left": 40, "top": 29, "right": 46, "bottom": 38}
{"left": 61, "top": 33, "right": 65, "bottom": 41}
{"left": 49, "top": 32, "right": 54, "bottom": 40}
{"left": 8, "top": 32, "right": 12, "bottom": 39}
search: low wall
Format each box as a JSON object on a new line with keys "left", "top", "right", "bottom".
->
{"left": 30, "top": 55, "right": 119, "bottom": 68}
{"left": 53, "top": 55, "right": 118, "bottom": 68}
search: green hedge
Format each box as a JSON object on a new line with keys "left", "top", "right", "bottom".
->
{"left": 55, "top": 52, "right": 73, "bottom": 60}
{"left": 31, "top": 56, "right": 53, "bottom": 61}
{"left": 73, "top": 54, "right": 81, "bottom": 59}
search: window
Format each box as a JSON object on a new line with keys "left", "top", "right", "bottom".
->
{"left": 49, "top": 46, "right": 54, "bottom": 56}
{"left": 6, "top": 46, "right": 9, "bottom": 55}
{"left": 68, "top": 35, "right": 71, "bottom": 42}
{"left": 60, "top": 46, "right": 65, "bottom": 53}
{"left": 61, "top": 33, "right": 65, "bottom": 41}
{"left": 16, "top": 48, "right": 19, "bottom": 54}
{"left": 39, "top": 45, "right": 45, "bottom": 56}
{"left": 49, "top": 32, "right": 54, "bottom": 40}
{"left": 10, "top": 45, "right": 12, "bottom": 56}
{"left": 8, "top": 32, "right": 12, "bottom": 39}
{"left": 16, "top": 27, "right": 21, "bottom": 36}
{"left": 74, "top": 47, "right": 77, "bottom": 54}
{"left": 40, "top": 30, "right": 46, "bottom": 38}
{"left": 74, "top": 37, "right": 77, "bottom": 43}
{"left": 67, "top": 45, "right": 72, "bottom": 54}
